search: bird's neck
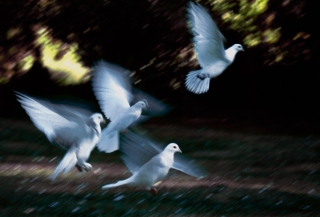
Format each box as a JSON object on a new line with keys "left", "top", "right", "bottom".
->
{"left": 88, "top": 121, "right": 101, "bottom": 135}
{"left": 131, "top": 106, "right": 143, "bottom": 116}
{"left": 159, "top": 151, "right": 175, "bottom": 167}
{"left": 225, "top": 47, "right": 238, "bottom": 62}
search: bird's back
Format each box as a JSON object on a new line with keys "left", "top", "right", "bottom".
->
{"left": 133, "top": 154, "right": 171, "bottom": 187}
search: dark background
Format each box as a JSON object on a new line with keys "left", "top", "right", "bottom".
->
{"left": 0, "top": 0, "right": 319, "bottom": 122}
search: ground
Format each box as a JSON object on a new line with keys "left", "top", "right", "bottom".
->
{"left": 0, "top": 115, "right": 320, "bottom": 216}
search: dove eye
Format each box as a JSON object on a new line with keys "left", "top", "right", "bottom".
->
{"left": 173, "top": 146, "right": 177, "bottom": 149}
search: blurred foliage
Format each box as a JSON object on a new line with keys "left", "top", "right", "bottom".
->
{"left": 35, "top": 26, "right": 90, "bottom": 85}
{"left": 208, "top": 0, "right": 312, "bottom": 65}
{"left": 0, "top": 0, "right": 316, "bottom": 95}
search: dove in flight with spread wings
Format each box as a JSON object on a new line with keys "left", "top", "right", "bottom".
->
{"left": 16, "top": 92, "right": 105, "bottom": 180}
{"left": 185, "top": 2, "right": 244, "bottom": 94}
{"left": 91, "top": 61, "right": 170, "bottom": 153}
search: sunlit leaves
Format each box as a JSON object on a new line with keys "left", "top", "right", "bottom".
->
{"left": 18, "top": 54, "right": 36, "bottom": 72}
{"left": 35, "top": 27, "right": 90, "bottom": 85}
{"left": 211, "top": 0, "right": 271, "bottom": 48}
{"left": 0, "top": 26, "right": 36, "bottom": 83}
{"left": 293, "top": 32, "right": 310, "bottom": 40}
{"left": 207, "top": 0, "right": 307, "bottom": 65}
{"left": 6, "top": 28, "right": 22, "bottom": 40}
{"left": 263, "top": 28, "right": 281, "bottom": 44}
{"left": 243, "top": 33, "right": 261, "bottom": 47}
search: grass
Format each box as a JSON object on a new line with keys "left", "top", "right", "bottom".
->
{"left": 1, "top": 117, "right": 320, "bottom": 216}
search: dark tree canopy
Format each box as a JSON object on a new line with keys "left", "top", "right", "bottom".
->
{"left": 0, "top": 0, "right": 319, "bottom": 117}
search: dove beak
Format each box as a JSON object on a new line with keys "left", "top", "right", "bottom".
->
{"left": 100, "top": 118, "right": 108, "bottom": 127}
{"left": 178, "top": 149, "right": 182, "bottom": 153}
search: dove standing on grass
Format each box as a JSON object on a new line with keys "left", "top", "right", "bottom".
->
{"left": 185, "top": 2, "right": 244, "bottom": 94}
{"left": 102, "top": 129, "right": 207, "bottom": 195}
{"left": 91, "top": 61, "right": 150, "bottom": 153}
{"left": 15, "top": 92, "right": 105, "bottom": 180}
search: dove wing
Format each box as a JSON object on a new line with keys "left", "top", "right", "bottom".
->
{"left": 16, "top": 92, "right": 88, "bottom": 147}
{"left": 131, "top": 87, "right": 172, "bottom": 117}
{"left": 120, "top": 128, "right": 207, "bottom": 178}
{"left": 50, "top": 99, "right": 95, "bottom": 122}
{"left": 187, "top": 2, "right": 227, "bottom": 68}
{"left": 172, "top": 155, "right": 208, "bottom": 178}
{"left": 120, "top": 129, "right": 162, "bottom": 173}
{"left": 91, "top": 61, "right": 132, "bottom": 121}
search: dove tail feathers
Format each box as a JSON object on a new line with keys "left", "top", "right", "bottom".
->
{"left": 185, "top": 70, "right": 210, "bottom": 94}
{"left": 102, "top": 177, "right": 133, "bottom": 190}
{"left": 49, "top": 149, "right": 77, "bottom": 180}
{"left": 97, "top": 129, "right": 119, "bottom": 153}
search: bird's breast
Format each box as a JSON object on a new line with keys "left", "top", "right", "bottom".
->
{"left": 115, "top": 110, "right": 141, "bottom": 131}
{"left": 204, "top": 60, "right": 230, "bottom": 77}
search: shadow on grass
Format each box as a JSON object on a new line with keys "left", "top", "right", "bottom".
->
{"left": 0, "top": 173, "right": 319, "bottom": 216}
{"left": 1, "top": 118, "right": 320, "bottom": 216}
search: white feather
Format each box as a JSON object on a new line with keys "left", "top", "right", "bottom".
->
{"left": 185, "top": 2, "right": 243, "bottom": 94}
{"left": 91, "top": 61, "right": 148, "bottom": 153}
{"left": 91, "top": 61, "right": 133, "bottom": 121}
{"left": 102, "top": 143, "right": 181, "bottom": 191}
{"left": 16, "top": 92, "right": 104, "bottom": 179}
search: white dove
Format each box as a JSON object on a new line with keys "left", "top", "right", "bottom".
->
{"left": 185, "top": 2, "right": 244, "bottom": 94}
{"left": 91, "top": 61, "right": 149, "bottom": 153}
{"left": 102, "top": 143, "right": 181, "bottom": 195}
{"left": 102, "top": 129, "right": 207, "bottom": 195}
{"left": 15, "top": 92, "right": 105, "bottom": 180}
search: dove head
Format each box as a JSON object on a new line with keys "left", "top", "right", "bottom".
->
{"left": 232, "top": 44, "right": 244, "bottom": 52}
{"left": 164, "top": 143, "right": 182, "bottom": 154}
{"left": 134, "top": 99, "right": 148, "bottom": 110}
{"left": 225, "top": 44, "right": 244, "bottom": 62}
{"left": 89, "top": 113, "right": 105, "bottom": 125}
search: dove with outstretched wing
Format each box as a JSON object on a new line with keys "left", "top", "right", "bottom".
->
{"left": 16, "top": 92, "right": 105, "bottom": 180}
{"left": 185, "top": 2, "right": 244, "bottom": 94}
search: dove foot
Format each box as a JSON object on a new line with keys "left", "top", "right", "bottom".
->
{"left": 149, "top": 187, "right": 158, "bottom": 196}
{"left": 83, "top": 163, "right": 92, "bottom": 171}
{"left": 76, "top": 162, "right": 92, "bottom": 172}
{"left": 197, "top": 74, "right": 206, "bottom": 80}
{"left": 76, "top": 165, "right": 84, "bottom": 172}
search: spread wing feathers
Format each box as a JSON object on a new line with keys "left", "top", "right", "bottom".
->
{"left": 130, "top": 115, "right": 150, "bottom": 127}
{"left": 132, "top": 87, "right": 172, "bottom": 117}
{"left": 48, "top": 101, "right": 94, "bottom": 122}
{"left": 120, "top": 128, "right": 208, "bottom": 178}
{"left": 97, "top": 130, "right": 119, "bottom": 153}
{"left": 15, "top": 92, "right": 84, "bottom": 142}
{"left": 49, "top": 147, "right": 78, "bottom": 180}
{"left": 172, "top": 155, "right": 208, "bottom": 178}
{"left": 120, "top": 129, "right": 161, "bottom": 174}
{"left": 91, "top": 61, "right": 133, "bottom": 121}
{"left": 187, "top": 2, "right": 227, "bottom": 68}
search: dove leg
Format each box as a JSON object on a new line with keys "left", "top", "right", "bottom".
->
{"left": 149, "top": 187, "right": 158, "bottom": 196}
{"left": 75, "top": 143, "right": 95, "bottom": 172}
